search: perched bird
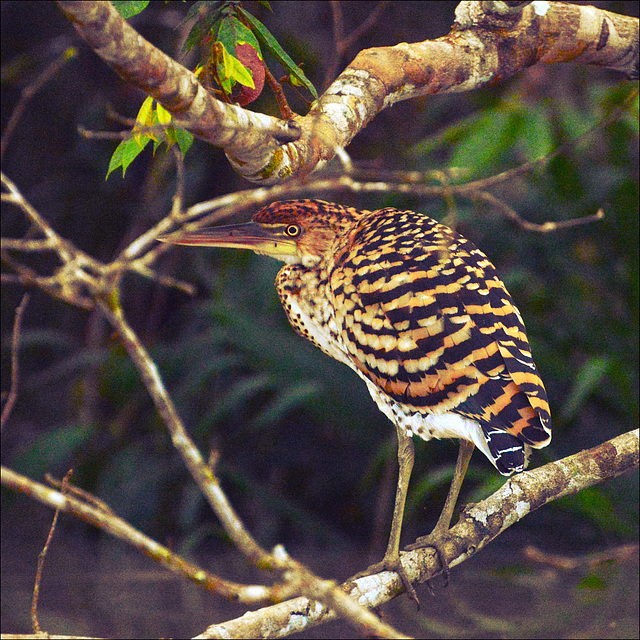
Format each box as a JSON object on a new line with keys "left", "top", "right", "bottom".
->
{"left": 160, "top": 199, "right": 552, "bottom": 593}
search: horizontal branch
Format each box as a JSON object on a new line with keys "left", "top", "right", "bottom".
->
{"left": 57, "top": 1, "right": 638, "bottom": 184}
{"left": 0, "top": 465, "right": 274, "bottom": 603}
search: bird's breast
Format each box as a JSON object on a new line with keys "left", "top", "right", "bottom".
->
{"left": 275, "top": 264, "right": 355, "bottom": 370}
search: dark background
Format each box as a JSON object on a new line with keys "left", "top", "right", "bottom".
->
{"left": 2, "top": 1, "right": 638, "bottom": 637}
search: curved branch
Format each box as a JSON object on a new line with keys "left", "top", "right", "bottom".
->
{"left": 57, "top": 1, "right": 302, "bottom": 181}
{"left": 58, "top": 1, "right": 638, "bottom": 184}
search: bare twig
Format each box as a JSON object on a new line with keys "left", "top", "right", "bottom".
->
{"left": 1, "top": 46, "right": 77, "bottom": 160}
{"left": 1, "top": 293, "right": 30, "bottom": 430}
{"left": 3, "top": 465, "right": 273, "bottom": 604}
{"left": 475, "top": 190, "right": 605, "bottom": 233}
{"left": 170, "top": 145, "right": 186, "bottom": 220}
{"left": 1, "top": 171, "right": 196, "bottom": 300}
{"left": 32, "top": 469, "right": 72, "bottom": 634}
{"left": 45, "top": 472, "right": 114, "bottom": 515}
{"left": 325, "top": 1, "right": 391, "bottom": 87}
{"left": 153, "top": 165, "right": 607, "bottom": 242}
{"left": 264, "top": 64, "right": 295, "bottom": 120}
{"left": 524, "top": 542, "right": 639, "bottom": 571}
{"left": 78, "top": 122, "right": 177, "bottom": 140}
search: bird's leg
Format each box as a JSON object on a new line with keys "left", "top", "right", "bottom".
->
{"left": 405, "top": 439, "right": 475, "bottom": 582}
{"left": 381, "top": 427, "right": 414, "bottom": 572}
{"left": 351, "top": 427, "right": 418, "bottom": 601}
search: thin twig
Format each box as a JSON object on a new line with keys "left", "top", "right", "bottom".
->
{"left": 78, "top": 121, "right": 176, "bottom": 140}
{"left": 264, "top": 65, "right": 295, "bottom": 120}
{"left": 45, "top": 473, "right": 115, "bottom": 514}
{"left": 3, "top": 466, "right": 274, "bottom": 603}
{"left": 325, "top": 1, "right": 390, "bottom": 86}
{"left": 170, "top": 144, "right": 186, "bottom": 219}
{"left": 32, "top": 469, "right": 72, "bottom": 634}
{"left": 524, "top": 542, "right": 639, "bottom": 571}
{"left": 1, "top": 46, "right": 77, "bottom": 160}
{"left": 475, "top": 190, "right": 605, "bottom": 233}
{"left": 1, "top": 293, "right": 30, "bottom": 430}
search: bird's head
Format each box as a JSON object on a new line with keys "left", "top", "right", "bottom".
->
{"left": 159, "top": 199, "right": 363, "bottom": 267}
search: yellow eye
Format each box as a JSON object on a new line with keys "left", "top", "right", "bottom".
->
{"left": 285, "top": 224, "right": 302, "bottom": 237}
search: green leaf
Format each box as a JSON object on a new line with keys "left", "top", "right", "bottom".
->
{"left": 577, "top": 573, "right": 607, "bottom": 591}
{"left": 13, "top": 423, "right": 94, "bottom": 480}
{"left": 182, "top": 2, "right": 225, "bottom": 54}
{"left": 236, "top": 7, "right": 318, "bottom": 100}
{"left": 251, "top": 380, "right": 321, "bottom": 430}
{"left": 106, "top": 135, "right": 150, "bottom": 179}
{"left": 559, "top": 486, "right": 632, "bottom": 536}
{"left": 183, "top": 22, "right": 202, "bottom": 55}
{"left": 217, "top": 16, "right": 262, "bottom": 59}
{"left": 449, "top": 107, "right": 519, "bottom": 175}
{"left": 521, "top": 107, "right": 555, "bottom": 160}
{"left": 184, "top": 0, "right": 222, "bottom": 24}
{"left": 173, "top": 127, "right": 194, "bottom": 155}
{"left": 560, "top": 356, "right": 611, "bottom": 421}
{"left": 107, "top": 95, "right": 193, "bottom": 178}
{"left": 196, "top": 373, "right": 275, "bottom": 431}
{"left": 112, "top": 0, "right": 149, "bottom": 20}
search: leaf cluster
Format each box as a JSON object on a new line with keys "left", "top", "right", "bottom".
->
{"left": 107, "top": 1, "right": 318, "bottom": 178}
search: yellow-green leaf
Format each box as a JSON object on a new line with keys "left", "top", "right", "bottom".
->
{"left": 134, "top": 96, "right": 157, "bottom": 143}
{"left": 219, "top": 42, "right": 255, "bottom": 89}
{"left": 155, "top": 102, "right": 172, "bottom": 125}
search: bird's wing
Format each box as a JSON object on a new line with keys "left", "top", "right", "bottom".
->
{"left": 329, "top": 210, "right": 551, "bottom": 473}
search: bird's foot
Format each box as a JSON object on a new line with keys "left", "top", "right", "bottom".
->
{"left": 404, "top": 531, "right": 450, "bottom": 591}
{"left": 350, "top": 553, "right": 420, "bottom": 607}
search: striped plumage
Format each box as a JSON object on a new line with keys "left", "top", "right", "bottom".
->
{"left": 267, "top": 201, "right": 551, "bottom": 474}
{"left": 161, "top": 198, "right": 552, "bottom": 591}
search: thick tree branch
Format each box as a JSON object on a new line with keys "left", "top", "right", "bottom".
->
{"left": 57, "top": 1, "right": 302, "bottom": 181}
{"left": 198, "top": 429, "right": 638, "bottom": 639}
{"left": 57, "top": 1, "right": 638, "bottom": 184}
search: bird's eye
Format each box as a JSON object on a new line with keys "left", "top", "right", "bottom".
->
{"left": 285, "top": 224, "right": 302, "bottom": 237}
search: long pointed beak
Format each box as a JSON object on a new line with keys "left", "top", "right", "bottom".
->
{"left": 158, "top": 222, "right": 298, "bottom": 260}
{"left": 158, "top": 222, "right": 275, "bottom": 249}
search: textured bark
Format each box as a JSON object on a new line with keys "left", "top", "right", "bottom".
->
{"left": 58, "top": 1, "right": 638, "bottom": 184}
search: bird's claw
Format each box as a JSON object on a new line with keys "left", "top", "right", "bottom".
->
{"left": 404, "top": 534, "right": 450, "bottom": 588}
{"left": 350, "top": 554, "right": 420, "bottom": 607}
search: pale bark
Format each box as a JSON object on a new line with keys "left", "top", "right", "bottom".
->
{"left": 58, "top": 1, "right": 639, "bottom": 184}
